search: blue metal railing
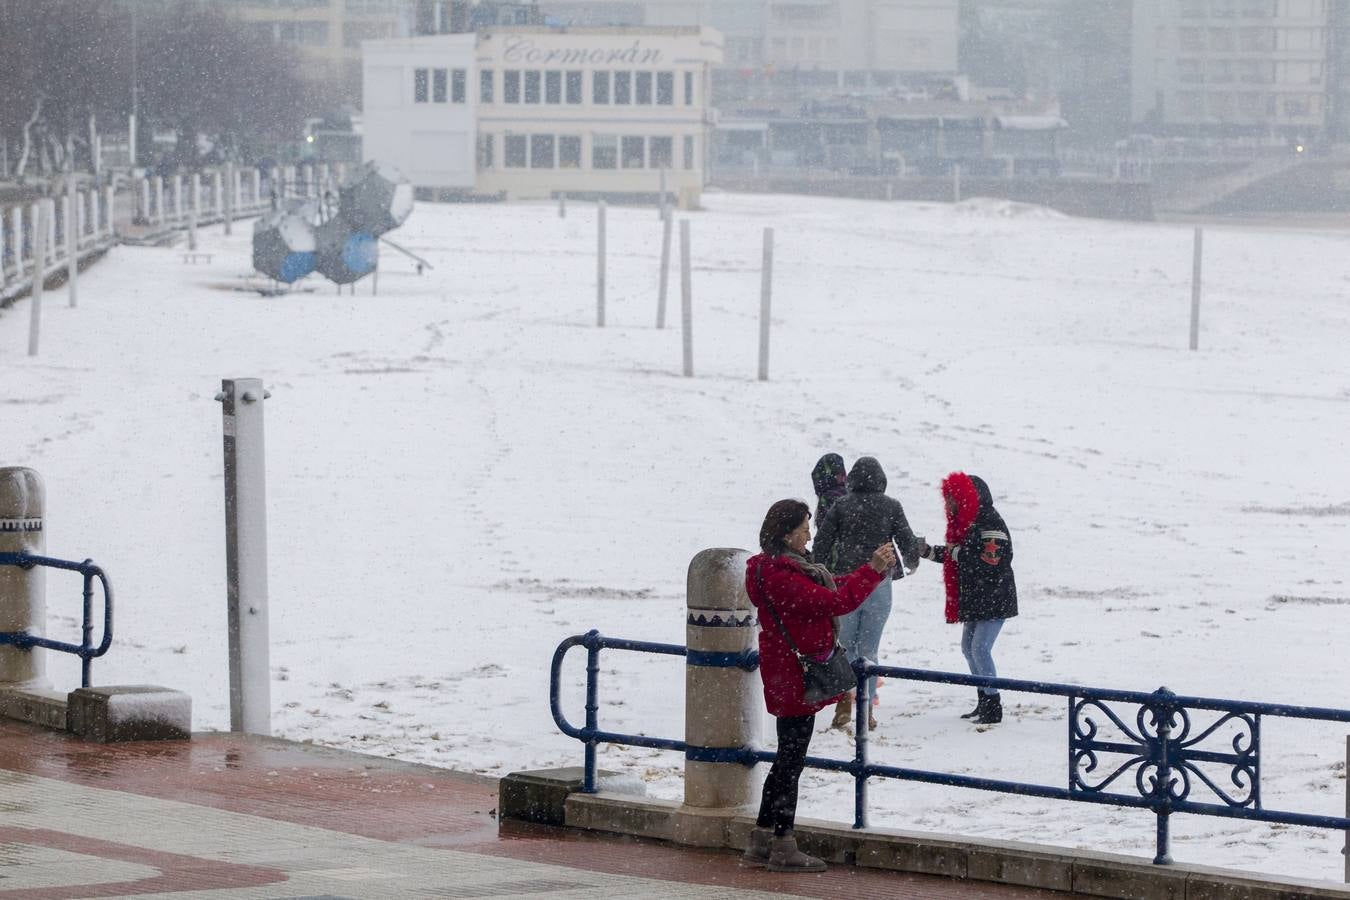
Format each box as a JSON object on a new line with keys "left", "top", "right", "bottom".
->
{"left": 0, "top": 552, "right": 113, "bottom": 687}
{"left": 550, "top": 629, "right": 1350, "bottom": 866}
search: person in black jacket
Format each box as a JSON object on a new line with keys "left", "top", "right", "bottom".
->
{"left": 810, "top": 453, "right": 848, "bottom": 525}
{"left": 919, "top": 472, "right": 1017, "bottom": 725}
{"left": 813, "top": 456, "right": 923, "bottom": 729}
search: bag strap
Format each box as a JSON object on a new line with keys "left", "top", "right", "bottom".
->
{"left": 756, "top": 560, "right": 839, "bottom": 662}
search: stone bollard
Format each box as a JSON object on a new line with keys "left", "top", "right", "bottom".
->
{"left": 672, "top": 547, "right": 760, "bottom": 847}
{"left": 0, "top": 467, "right": 48, "bottom": 690}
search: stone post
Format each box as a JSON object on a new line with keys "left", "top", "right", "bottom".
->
{"left": 0, "top": 468, "right": 48, "bottom": 689}
{"left": 673, "top": 547, "right": 760, "bottom": 847}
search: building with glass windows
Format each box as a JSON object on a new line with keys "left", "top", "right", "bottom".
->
{"left": 361, "top": 25, "right": 723, "bottom": 203}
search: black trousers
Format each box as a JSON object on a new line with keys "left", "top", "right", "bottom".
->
{"left": 755, "top": 713, "right": 815, "bottom": 836}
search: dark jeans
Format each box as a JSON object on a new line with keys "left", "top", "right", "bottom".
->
{"left": 755, "top": 713, "right": 815, "bottom": 836}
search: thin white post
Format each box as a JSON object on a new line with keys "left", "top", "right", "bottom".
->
{"left": 138, "top": 178, "right": 150, "bottom": 223}
{"left": 172, "top": 174, "right": 183, "bottom": 224}
{"left": 219, "top": 377, "right": 272, "bottom": 736}
{"left": 12, "top": 206, "right": 24, "bottom": 276}
{"left": 102, "top": 185, "right": 114, "bottom": 237}
{"left": 596, "top": 200, "right": 606, "bottom": 327}
{"left": 1189, "top": 227, "right": 1203, "bottom": 351}
{"left": 250, "top": 168, "right": 261, "bottom": 207}
{"left": 758, "top": 227, "right": 773, "bottom": 381}
{"left": 28, "top": 200, "right": 50, "bottom": 356}
{"left": 680, "top": 218, "right": 693, "bottom": 377}
{"left": 211, "top": 170, "right": 223, "bottom": 220}
{"left": 188, "top": 209, "right": 198, "bottom": 251}
{"left": 223, "top": 164, "right": 234, "bottom": 235}
{"left": 657, "top": 206, "right": 672, "bottom": 328}
{"left": 152, "top": 175, "right": 164, "bottom": 226}
{"left": 953, "top": 162, "right": 962, "bottom": 203}
{"left": 191, "top": 172, "right": 202, "bottom": 218}
{"left": 65, "top": 183, "right": 78, "bottom": 308}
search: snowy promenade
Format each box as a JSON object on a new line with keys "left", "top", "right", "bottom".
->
{"left": 1, "top": 192, "right": 1347, "bottom": 882}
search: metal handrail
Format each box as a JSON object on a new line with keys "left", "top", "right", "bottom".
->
{"left": 550, "top": 630, "right": 1350, "bottom": 867}
{"left": 0, "top": 551, "right": 112, "bottom": 687}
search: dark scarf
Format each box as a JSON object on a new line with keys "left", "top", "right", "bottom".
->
{"left": 782, "top": 550, "right": 837, "bottom": 590}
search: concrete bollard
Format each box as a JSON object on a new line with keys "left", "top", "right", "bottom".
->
{"left": 673, "top": 547, "right": 760, "bottom": 847}
{"left": 0, "top": 468, "right": 48, "bottom": 690}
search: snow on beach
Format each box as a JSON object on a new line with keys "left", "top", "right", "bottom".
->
{"left": 2, "top": 191, "right": 1348, "bottom": 881}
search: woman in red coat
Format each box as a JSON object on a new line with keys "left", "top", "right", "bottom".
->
{"left": 742, "top": 498, "right": 896, "bottom": 872}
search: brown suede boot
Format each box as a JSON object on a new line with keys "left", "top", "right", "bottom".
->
{"left": 830, "top": 694, "right": 852, "bottom": 729}
{"left": 741, "top": 827, "right": 772, "bottom": 867}
{"left": 767, "top": 831, "right": 827, "bottom": 872}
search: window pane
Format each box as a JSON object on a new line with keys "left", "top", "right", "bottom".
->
{"left": 559, "top": 135, "right": 581, "bottom": 168}
{"left": 656, "top": 71, "right": 674, "bottom": 104}
{"left": 621, "top": 135, "right": 644, "bottom": 168}
{"left": 505, "top": 134, "right": 527, "bottom": 167}
{"left": 683, "top": 135, "right": 695, "bottom": 170}
{"left": 545, "top": 70, "right": 561, "bottom": 103}
{"left": 593, "top": 71, "right": 611, "bottom": 104}
{"left": 525, "top": 70, "right": 541, "bottom": 103}
{"left": 684, "top": 71, "right": 694, "bottom": 104}
{"left": 614, "top": 71, "right": 632, "bottom": 104}
{"left": 479, "top": 134, "right": 494, "bottom": 169}
{"left": 481, "top": 69, "right": 494, "bottom": 103}
{"left": 504, "top": 70, "right": 521, "bottom": 103}
{"left": 530, "top": 134, "right": 555, "bottom": 168}
{"left": 452, "top": 69, "right": 466, "bottom": 103}
{"left": 593, "top": 135, "right": 617, "bottom": 169}
{"left": 649, "top": 136, "right": 673, "bottom": 169}
{"left": 433, "top": 68, "right": 447, "bottom": 102}
{"left": 566, "top": 70, "right": 583, "bottom": 103}
{"left": 414, "top": 68, "right": 428, "bottom": 102}
{"left": 635, "top": 71, "right": 652, "bottom": 104}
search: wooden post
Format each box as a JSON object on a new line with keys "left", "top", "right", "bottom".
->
{"left": 596, "top": 200, "right": 606, "bottom": 327}
{"left": 1189, "top": 227, "right": 1203, "bottom": 351}
{"left": 65, "top": 181, "right": 78, "bottom": 308}
{"left": 680, "top": 218, "right": 693, "bottom": 377}
{"left": 657, "top": 206, "right": 672, "bottom": 329}
{"left": 758, "top": 227, "right": 773, "bottom": 381}
{"left": 27, "top": 200, "right": 50, "bottom": 356}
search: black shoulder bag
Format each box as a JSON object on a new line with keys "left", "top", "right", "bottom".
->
{"left": 756, "top": 563, "right": 857, "bottom": 704}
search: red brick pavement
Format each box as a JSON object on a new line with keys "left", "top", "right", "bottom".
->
{"left": 0, "top": 719, "right": 1082, "bottom": 898}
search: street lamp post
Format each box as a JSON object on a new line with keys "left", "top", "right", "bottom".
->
{"left": 129, "top": 3, "right": 139, "bottom": 169}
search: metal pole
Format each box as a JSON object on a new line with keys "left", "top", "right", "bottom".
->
{"left": 223, "top": 164, "right": 234, "bottom": 236}
{"left": 188, "top": 209, "right": 198, "bottom": 252}
{"left": 1345, "top": 735, "right": 1349, "bottom": 883}
{"left": 1189, "top": 227, "right": 1203, "bottom": 351}
{"left": 583, "top": 636, "right": 599, "bottom": 793}
{"left": 129, "top": 2, "right": 138, "bottom": 168}
{"left": 596, "top": 200, "right": 606, "bottom": 327}
{"left": 680, "top": 218, "right": 693, "bottom": 377}
{"left": 65, "top": 181, "right": 78, "bottom": 308}
{"left": 219, "top": 378, "right": 272, "bottom": 736}
{"left": 853, "top": 664, "right": 868, "bottom": 828}
{"left": 27, "top": 201, "right": 50, "bottom": 357}
{"left": 0, "top": 468, "right": 49, "bottom": 690}
{"left": 657, "top": 207, "right": 672, "bottom": 328}
{"left": 757, "top": 226, "right": 773, "bottom": 381}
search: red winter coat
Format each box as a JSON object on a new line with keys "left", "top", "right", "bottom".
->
{"left": 745, "top": 553, "right": 884, "bottom": 717}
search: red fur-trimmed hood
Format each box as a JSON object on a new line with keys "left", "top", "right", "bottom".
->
{"left": 941, "top": 472, "right": 983, "bottom": 544}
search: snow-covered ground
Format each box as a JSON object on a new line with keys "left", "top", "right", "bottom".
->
{"left": 2, "top": 192, "right": 1348, "bottom": 882}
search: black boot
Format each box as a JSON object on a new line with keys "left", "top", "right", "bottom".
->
{"left": 974, "top": 694, "right": 1003, "bottom": 725}
{"left": 960, "top": 692, "right": 984, "bottom": 719}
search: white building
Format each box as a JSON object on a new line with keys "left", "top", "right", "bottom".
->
{"left": 1131, "top": 0, "right": 1331, "bottom": 135}
{"left": 362, "top": 34, "right": 479, "bottom": 190}
{"left": 474, "top": 26, "right": 723, "bottom": 203}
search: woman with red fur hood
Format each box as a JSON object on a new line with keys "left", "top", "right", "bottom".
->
{"left": 919, "top": 473, "right": 1018, "bottom": 725}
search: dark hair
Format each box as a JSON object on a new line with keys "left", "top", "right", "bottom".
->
{"left": 759, "top": 499, "right": 811, "bottom": 555}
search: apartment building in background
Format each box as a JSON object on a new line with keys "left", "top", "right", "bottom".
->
{"left": 1130, "top": 0, "right": 1331, "bottom": 137}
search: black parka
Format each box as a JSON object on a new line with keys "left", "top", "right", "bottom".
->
{"left": 814, "top": 457, "right": 922, "bottom": 575}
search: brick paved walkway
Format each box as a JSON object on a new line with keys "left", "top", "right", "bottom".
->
{"left": 0, "top": 719, "right": 1081, "bottom": 898}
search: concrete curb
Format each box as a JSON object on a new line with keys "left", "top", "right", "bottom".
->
{"left": 500, "top": 769, "right": 1350, "bottom": 900}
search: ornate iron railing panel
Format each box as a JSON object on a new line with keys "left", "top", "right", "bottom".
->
{"left": 551, "top": 631, "right": 1350, "bottom": 867}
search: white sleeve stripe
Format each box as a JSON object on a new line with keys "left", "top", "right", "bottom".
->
{"left": 949, "top": 546, "right": 961, "bottom": 561}
{"left": 979, "top": 531, "right": 1009, "bottom": 541}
